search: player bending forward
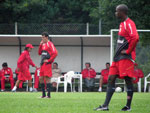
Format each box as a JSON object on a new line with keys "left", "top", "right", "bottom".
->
{"left": 94, "top": 4, "right": 139, "bottom": 111}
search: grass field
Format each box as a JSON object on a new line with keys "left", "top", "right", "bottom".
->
{"left": 0, "top": 92, "right": 150, "bottom": 113}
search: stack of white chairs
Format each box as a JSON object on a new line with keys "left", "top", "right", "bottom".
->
{"left": 56, "top": 71, "right": 74, "bottom": 92}
{"left": 144, "top": 73, "right": 150, "bottom": 92}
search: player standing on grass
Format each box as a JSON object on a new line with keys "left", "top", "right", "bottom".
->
{"left": 39, "top": 32, "right": 58, "bottom": 98}
{"left": 94, "top": 4, "right": 139, "bottom": 111}
{"left": 12, "top": 44, "right": 37, "bottom": 92}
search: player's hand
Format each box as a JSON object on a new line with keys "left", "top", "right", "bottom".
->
{"left": 5, "top": 78, "right": 9, "bottom": 81}
{"left": 87, "top": 77, "right": 90, "bottom": 80}
{"left": 40, "top": 41, "right": 44, "bottom": 45}
{"left": 44, "top": 59, "right": 48, "bottom": 63}
{"left": 121, "top": 50, "right": 127, "bottom": 54}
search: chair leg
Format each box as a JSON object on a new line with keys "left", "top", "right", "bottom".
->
{"left": 70, "top": 83, "right": 72, "bottom": 92}
{"left": 56, "top": 83, "right": 59, "bottom": 92}
{"left": 137, "top": 79, "right": 141, "bottom": 92}
{"left": 144, "top": 79, "right": 147, "bottom": 92}
{"left": 26, "top": 81, "right": 28, "bottom": 92}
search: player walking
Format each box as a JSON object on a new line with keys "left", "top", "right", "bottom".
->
{"left": 12, "top": 44, "right": 37, "bottom": 92}
{"left": 94, "top": 4, "right": 139, "bottom": 111}
{"left": 39, "top": 32, "right": 58, "bottom": 98}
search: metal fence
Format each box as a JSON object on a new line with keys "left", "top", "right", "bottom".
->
{"left": 0, "top": 23, "right": 103, "bottom": 35}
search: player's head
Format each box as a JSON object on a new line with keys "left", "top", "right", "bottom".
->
{"left": 24, "top": 44, "right": 34, "bottom": 52}
{"left": 106, "top": 62, "right": 110, "bottom": 69}
{"left": 85, "top": 62, "right": 91, "bottom": 68}
{"left": 2, "top": 62, "right": 8, "bottom": 69}
{"left": 115, "top": 4, "right": 128, "bottom": 19}
{"left": 53, "top": 62, "right": 58, "bottom": 69}
{"left": 41, "top": 32, "right": 52, "bottom": 43}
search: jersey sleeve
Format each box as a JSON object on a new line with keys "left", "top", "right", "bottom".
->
{"left": 38, "top": 44, "right": 43, "bottom": 55}
{"left": 47, "top": 42, "right": 58, "bottom": 63}
{"left": 81, "top": 69, "right": 86, "bottom": 79}
{"left": 28, "top": 55, "right": 35, "bottom": 67}
{"left": 90, "top": 69, "right": 96, "bottom": 78}
{"left": 9, "top": 68, "right": 13, "bottom": 78}
{"left": 125, "top": 21, "right": 139, "bottom": 54}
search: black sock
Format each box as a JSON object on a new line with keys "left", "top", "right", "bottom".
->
{"left": 103, "top": 85, "right": 115, "bottom": 107}
{"left": 47, "top": 83, "right": 51, "bottom": 97}
{"left": 126, "top": 84, "right": 134, "bottom": 108}
{"left": 41, "top": 83, "right": 46, "bottom": 97}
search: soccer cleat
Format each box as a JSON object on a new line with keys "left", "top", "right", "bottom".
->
{"left": 11, "top": 89, "right": 16, "bottom": 92}
{"left": 39, "top": 96, "right": 46, "bottom": 98}
{"left": 1, "top": 89, "right": 4, "bottom": 92}
{"left": 45, "top": 96, "right": 51, "bottom": 99}
{"left": 94, "top": 105, "right": 109, "bottom": 111}
{"left": 121, "top": 106, "right": 131, "bottom": 111}
{"left": 98, "top": 87, "right": 102, "bottom": 92}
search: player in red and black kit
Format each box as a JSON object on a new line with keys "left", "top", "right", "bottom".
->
{"left": 1, "top": 62, "right": 14, "bottom": 91}
{"left": 94, "top": 4, "right": 139, "bottom": 111}
{"left": 12, "top": 44, "right": 37, "bottom": 92}
{"left": 39, "top": 32, "right": 58, "bottom": 98}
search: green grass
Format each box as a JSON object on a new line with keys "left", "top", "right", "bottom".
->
{"left": 0, "top": 92, "right": 150, "bottom": 113}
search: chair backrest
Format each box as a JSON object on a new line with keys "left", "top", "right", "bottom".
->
{"left": 145, "top": 73, "right": 150, "bottom": 79}
{"left": 65, "top": 71, "right": 74, "bottom": 83}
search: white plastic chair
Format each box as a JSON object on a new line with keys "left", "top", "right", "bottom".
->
{"left": 144, "top": 73, "right": 150, "bottom": 92}
{"left": 56, "top": 71, "right": 74, "bottom": 92}
{"left": 56, "top": 75, "right": 65, "bottom": 92}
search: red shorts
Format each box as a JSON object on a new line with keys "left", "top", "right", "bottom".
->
{"left": 40, "top": 63, "right": 52, "bottom": 77}
{"left": 18, "top": 70, "right": 32, "bottom": 81}
{"left": 109, "top": 59, "right": 135, "bottom": 79}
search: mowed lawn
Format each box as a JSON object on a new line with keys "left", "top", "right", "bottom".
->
{"left": 0, "top": 92, "right": 150, "bottom": 113}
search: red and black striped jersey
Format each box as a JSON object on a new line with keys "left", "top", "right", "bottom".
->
{"left": 114, "top": 18, "right": 139, "bottom": 62}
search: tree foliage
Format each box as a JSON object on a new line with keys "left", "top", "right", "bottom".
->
{"left": 0, "top": 0, "right": 149, "bottom": 30}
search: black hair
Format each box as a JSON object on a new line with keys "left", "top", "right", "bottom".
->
{"left": 85, "top": 62, "right": 91, "bottom": 67}
{"left": 24, "top": 47, "right": 29, "bottom": 50}
{"left": 53, "top": 62, "right": 58, "bottom": 66}
{"left": 117, "top": 4, "right": 128, "bottom": 15}
{"left": 2, "top": 62, "right": 8, "bottom": 67}
{"left": 41, "top": 32, "right": 52, "bottom": 41}
{"left": 42, "top": 32, "right": 49, "bottom": 37}
{"left": 106, "top": 62, "right": 110, "bottom": 65}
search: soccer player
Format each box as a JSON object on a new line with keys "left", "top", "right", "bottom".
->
{"left": 94, "top": 4, "right": 139, "bottom": 111}
{"left": 98, "top": 62, "right": 110, "bottom": 92}
{"left": 12, "top": 44, "right": 37, "bottom": 92}
{"left": 38, "top": 32, "right": 58, "bottom": 98}
{"left": 1, "top": 62, "right": 14, "bottom": 91}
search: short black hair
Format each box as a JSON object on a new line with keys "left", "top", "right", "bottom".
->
{"left": 106, "top": 62, "right": 110, "bottom": 65}
{"left": 53, "top": 62, "right": 58, "bottom": 66}
{"left": 2, "top": 62, "right": 8, "bottom": 67}
{"left": 117, "top": 4, "right": 128, "bottom": 15}
{"left": 42, "top": 32, "right": 52, "bottom": 41}
{"left": 24, "top": 47, "right": 29, "bottom": 50}
{"left": 85, "top": 62, "right": 91, "bottom": 67}
{"left": 41, "top": 32, "right": 49, "bottom": 38}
